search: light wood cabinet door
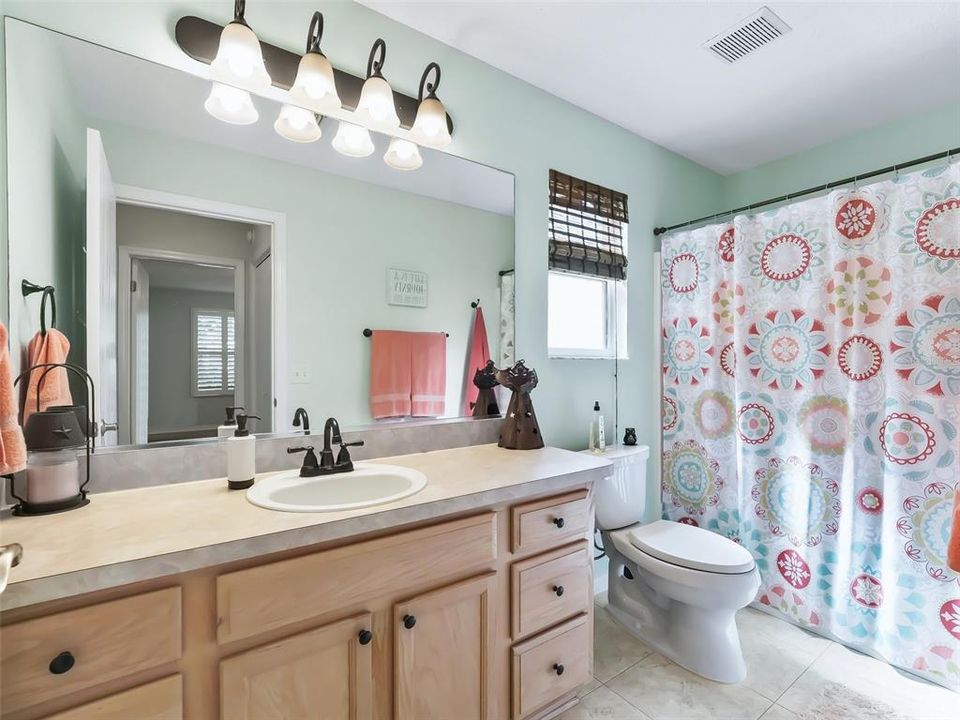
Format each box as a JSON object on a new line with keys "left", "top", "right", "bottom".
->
{"left": 41, "top": 675, "right": 182, "bottom": 720}
{"left": 394, "top": 573, "right": 494, "bottom": 720}
{"left": 220, "top": 614, "right": 373, "bottom": 720}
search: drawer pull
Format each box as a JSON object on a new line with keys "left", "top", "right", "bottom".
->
{"left": 49, "top": 651, "right": 75, "bottom": 675}
{"left": 402, "top": 614, "right": 417, "bottom": 630}
{"left": 553, "top": 517, "right": 565, "bottom": 529}
{"left": 358, "top": 629, "right": 373, "bottom": 645}
{"left": 553, "top": 663, "right": 565, "bottom": 676}
{"left": 553, "top": 585, "right": 565, "bottom": 597}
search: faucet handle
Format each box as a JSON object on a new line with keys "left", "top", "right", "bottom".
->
{"left": 335, "top": 440, "right": 364, "bottom": 470}
{"left": 287, "top": 445, "right": 321, "bottom": 477}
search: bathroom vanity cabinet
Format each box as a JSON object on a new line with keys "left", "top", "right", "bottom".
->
{"left": 0, "top": 488, "right": 595, "bottom": 720}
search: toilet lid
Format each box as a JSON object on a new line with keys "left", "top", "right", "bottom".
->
{"left": 628, "top": 520, "right": 755, "bottom": 574}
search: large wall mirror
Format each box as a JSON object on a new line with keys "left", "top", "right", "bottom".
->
{"left": 4, "top": 18, "right": 515, "bottom": 449}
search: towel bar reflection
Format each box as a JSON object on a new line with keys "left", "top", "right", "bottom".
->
{"left": 363, "top": 328, "right": 449, "bottom": 337}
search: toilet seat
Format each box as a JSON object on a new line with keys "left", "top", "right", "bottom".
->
{"left": 628, "top": 520, "right": 755, "bottom": 575}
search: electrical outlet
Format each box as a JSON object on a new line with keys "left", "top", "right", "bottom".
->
{"left": 291, "top": 368, "right": 311, "bottom": 384}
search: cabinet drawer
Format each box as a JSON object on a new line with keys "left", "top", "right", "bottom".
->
{"left": 511, "top": 490, "right": 590, "bottom": 554}
{"left": 217, "top": 513, "right": 497, "bottom": 644}
{"left": 41, "top": 675, "right": 182, "bottom": 720}
{"left": 511, "top": 614, "right": 591, "bottom": 720}
{"left": 512, "top": 542, "right": 591, "bottom": 639}
{"left": 0, "top": 588, "right": 182, "bottom": 715}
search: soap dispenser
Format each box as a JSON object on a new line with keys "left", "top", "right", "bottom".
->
{"left": 217, "top": 406, "right": 244, "bottom": 440}
{"left": 226, "top": 412, "right": 260, "bottom": 490}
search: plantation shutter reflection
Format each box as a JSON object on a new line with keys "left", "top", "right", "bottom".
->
{"left": 548, "top": 170, "right": 629, "bottom": 280}
{"left": 194, "top": 310, "right": 235, "bottom": 394}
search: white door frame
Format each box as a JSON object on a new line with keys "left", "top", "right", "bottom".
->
{"left": 114, "top": 184, "right": 288, "bottom": 441}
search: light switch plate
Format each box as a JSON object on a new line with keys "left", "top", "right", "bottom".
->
{"left": 291, "top": 368, "right": 311, "bottom": 384}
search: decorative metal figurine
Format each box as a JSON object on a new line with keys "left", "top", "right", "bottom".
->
{"left": 471, "top": 360, "right": 501, "bottom": 418}
{"left": 623, "top": 427, "right": 637, "bottom": 446}
{"left": 496, "top": 360, "right": 544, "bottom": 450}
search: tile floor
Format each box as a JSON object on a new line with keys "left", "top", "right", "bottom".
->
{"left": 559, "top": 597, "right": 958, "bottom": 720}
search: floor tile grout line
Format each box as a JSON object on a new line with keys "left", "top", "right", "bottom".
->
{"left": 768, "top": 638, "right": 836, "bottom": 707}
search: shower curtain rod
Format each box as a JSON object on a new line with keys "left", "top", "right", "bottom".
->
{"left": 652, "top": 146, "right": 960, "bottom": 237}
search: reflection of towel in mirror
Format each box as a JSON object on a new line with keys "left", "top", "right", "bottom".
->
{"left": 370, "top": 331, "right": 446, "bottom": 420}
{"left": 949, "top": 488, "right": 960, "bottom": 573}
{"left": 0, "top": 323, "right": 27, "bottom": 475}
{"left": 22, "top": 329, "right": 73, "bottom": 425}
{"left": 462, "top": 306, "right": 490, "bottom": 415}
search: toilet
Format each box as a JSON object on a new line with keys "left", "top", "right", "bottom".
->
{"left": 593, "top": 445, "right": 759, "bottom": 683}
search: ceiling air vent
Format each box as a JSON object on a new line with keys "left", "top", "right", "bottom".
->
{"left": 702, "top": 6, "right": 791, "bottom": 64}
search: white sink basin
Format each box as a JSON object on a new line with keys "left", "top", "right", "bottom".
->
{"left": 246, "top": 463, "right": 428, "bottom": 513}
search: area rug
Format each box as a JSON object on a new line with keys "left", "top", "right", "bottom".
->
{"left": 796, "top": 682, "right": 907, "bottom": 720}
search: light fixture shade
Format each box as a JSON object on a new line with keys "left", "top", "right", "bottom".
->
{"left": 204, "top": 82, "right": 258, "bottom": 125}
{"left": 355, "top": 75, "right": 400, "bottom": 131}
{"left": 274, "top": 104, "right": 322, "bottom": 143}
{"left": 332, "top": 121, "right": 375, "bottom": 158}
{"left": 411, "top": 96, "right": 451, "bottom": 148}
{"left": 384, "top": 138, "right": 423, "bottom": 171}
{"left": 210, "top": 20, "right": 271, "bottom": 91}
{"left": 289, "top": 52, "right": 341, "bottom": 113}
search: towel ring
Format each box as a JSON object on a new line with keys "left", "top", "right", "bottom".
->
{"left": 39, "top": 287, "right": 56, "bottom": 336}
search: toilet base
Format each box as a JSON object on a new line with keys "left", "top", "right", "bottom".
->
{"left": 605, "top": 543, "right": 753, "bottom": 684}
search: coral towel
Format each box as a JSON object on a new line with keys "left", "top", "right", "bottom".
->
{"left": 0, "top": 323, "right": 27, "bottom": 475}
{"left": 370, "top": 331, "right": 446, "bottom": 420}
{"left": 22, "top": 328, "right": 73, "bottom": 425}
{"left": 949, "top": 487, "right": 960, "bottom": 574}
{"left": 462, "top": 306, "right": 491, "bottom": 415}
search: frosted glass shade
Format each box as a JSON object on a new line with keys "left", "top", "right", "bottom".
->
{"left": 355, "top": 75, "right": 400, "bottom": 131}
{"left": 289, "top": 52, "right": 341, "bottom": 114}
{"left": 332, "top": 121, "right": 375, "bottom": 158}
{"left": 384, "top": 138, "right": 423, "bottom": 171}
{"left": 274, "top": 105, "right": 322, "bottom": 143}
{"left": 210, "top": 21, "right": 271, "bottom": 91}
{"left": 204, "top": 82, "right": 258, "bottom": 125}
{"left": 411, "top": 96, "right": 451, "bottom": 148}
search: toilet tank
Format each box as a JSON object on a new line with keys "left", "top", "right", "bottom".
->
{"left": 587, "top": 445, "right": 650, "bottom": 531}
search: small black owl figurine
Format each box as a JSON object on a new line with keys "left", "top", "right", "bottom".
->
{"left": 623, "top": 427, "right": 637, "bottom": 446}
{"left": 472, "top": 361, "right": 501, "bottom": 418}
{"left": 495, "top": 360, "right": 544, "bottom": 450}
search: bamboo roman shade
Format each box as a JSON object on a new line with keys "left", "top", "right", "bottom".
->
{"left": 548, "top": 170, "right": 629, "bottom": 280}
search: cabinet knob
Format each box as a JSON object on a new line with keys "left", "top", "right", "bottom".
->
{"left": 553, "top": 517, "right": 565, "bottom": 528}
{"left": 553, "top": 663, "right": 565, "bottom": 676}
{"left": 358, "top": 629, "right": 373, "bottom": 645}
{"left": 49, "top": 651, "right": 75, "bottom": 675}
{"left": 403, "top": 614, "right": 417, "bottom": 629}
{"left": 553, "top": 585, "right": 565, "bottom": 597}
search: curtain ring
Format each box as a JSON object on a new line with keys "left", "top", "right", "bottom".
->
{"left": 893, "top": 164, "right": 900, "bottom": 182}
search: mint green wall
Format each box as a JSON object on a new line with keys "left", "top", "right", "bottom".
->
{"left": 722, "top": 101, "right": 960, "bottom": 208}
{"left": 1, "top": 1, "right": 725, "bottom": 451}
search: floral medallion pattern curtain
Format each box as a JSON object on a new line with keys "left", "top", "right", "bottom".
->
{"left": 659, "top": 162, "right": 960, "bottom": 689}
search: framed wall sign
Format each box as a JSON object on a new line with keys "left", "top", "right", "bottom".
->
{"left": 387, "top": 268, "right": 428, "bottom": 308}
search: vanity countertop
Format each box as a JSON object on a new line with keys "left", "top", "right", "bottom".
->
{"left": 0, "top": 444, "right": 611, "bottom": 611}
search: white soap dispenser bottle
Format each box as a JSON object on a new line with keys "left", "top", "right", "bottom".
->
{"left": 226, "top": 412, "right": 260, "bottom": 490}
{"left": 591, "top": 401, "right": 606, "bottom": 453}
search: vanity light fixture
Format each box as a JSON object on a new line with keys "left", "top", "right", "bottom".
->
{"left": 411, "top": 62, "right": 451, "bottom": 148}
{"left": 204, "top": 82, "right": 259, "bottom": 125}
{"left": 209, "top": 0, "right": 271, "bottom": 91}
{"left": 273, "top": 104, "right": 322, "bottom": 143}
{"left": 332, "top": 120, "right": 375, "bottom": 158}
{"left": 354, "top": 39, "right": 401, "bottom": 132}
{"left": 384, "top": 138, "right": 423, "bottom": 171}
{"left": 289, "top": 11, "right": 341, "bottom": 114}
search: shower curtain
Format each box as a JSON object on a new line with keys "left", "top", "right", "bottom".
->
{"left": 659, "top": 161, "right": 960, "bottom": 690}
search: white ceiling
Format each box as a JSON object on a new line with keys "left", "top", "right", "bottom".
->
{"left": 23, "top": 20, "right": 514, "bottom": 216}
{"left": 142, "top": 259, "right": 235, "bottom": 293}
{"left": 359, "top": 1, "right": 960, "bottom": 174}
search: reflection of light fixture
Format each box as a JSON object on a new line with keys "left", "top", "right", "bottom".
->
{"left": 411, "top": 62, "right": 451, "bottom": 148}
{"left": 384, "top": 138, "right": 423, "bottom": 171}
{"left": 204, "top": 82, "right": 258, "bottom": 124}
{"left": 210, "top": 0, "right": 271, "bottom": 91}
{"left": 332, "top": 121, "right": 374, "bottom": 157}
{"left": 289, "top": 11, "right": 341, "bottom": 114}
{"left": 355, "top": 39, "right": 400, "bottom": 131}
{"left": 274, "top": 104, "right": 322, "bottom": 142}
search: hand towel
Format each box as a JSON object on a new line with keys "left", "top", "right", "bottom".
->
{"left": 462, "top": 306, "right": 491, "bottom": 415}
{"left": 0, "top": 323, "right": 27, "bottom": 475}
{"left": 22, "top": 328, "right": 72, "bottom": 424}
{"left": 411, "top": 332, "right": 447, "bottom": 418}
{"left": 370, "top": 331, "right": 413, "bottom": 420}
{"left": 949, "top": 487, "right": 960, "bottom": 573}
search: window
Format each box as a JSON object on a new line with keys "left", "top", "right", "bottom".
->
{"left": 192, "top": 308, "right": 235, "bottom": 396}
{"left": 547, "top": 170, "right": 628, "bottom": 358}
